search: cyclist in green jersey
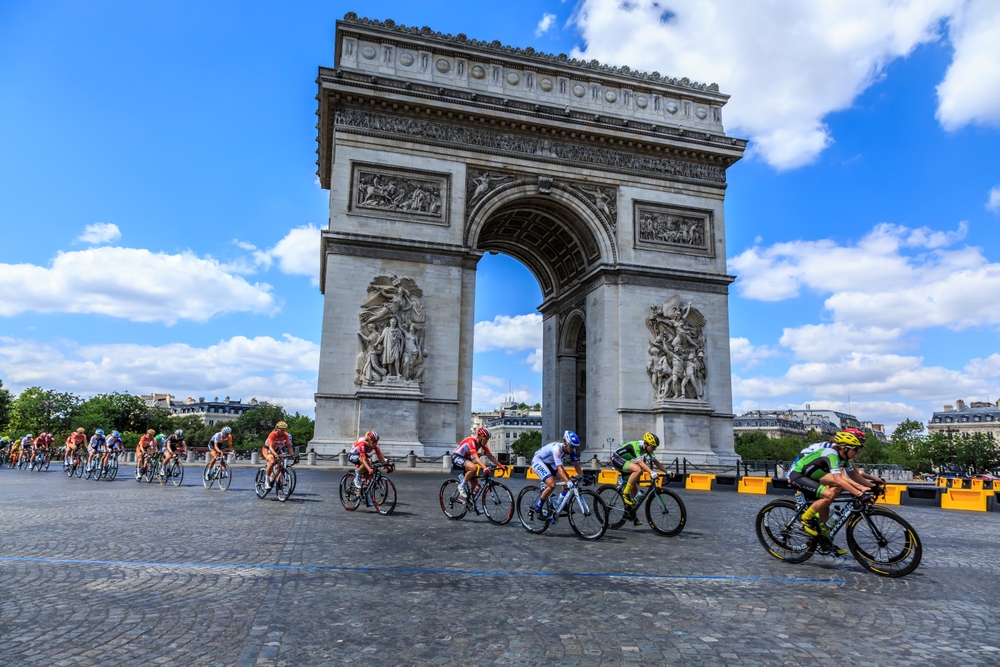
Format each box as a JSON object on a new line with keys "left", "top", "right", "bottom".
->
{"left": 788, "top": 431, "right": 871, "bottom": 540}
{"left": 610, "top": 432, "right": 672, "bottom": 520}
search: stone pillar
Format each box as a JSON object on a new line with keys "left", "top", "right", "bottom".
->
{"left": 308, "top": 450, "right": 317, "bottom": 466}
{"left": 516, "top": 456, "right": 526, "bottom": 466}
{"left": 441, "top": 454, "right": 450, "bottom": 472}
{"left": 186, "top": 448, "right": 195, "bottom": 464}
{"left": 407, "top": 451, "right": 416, "bottom": 468}
{"left": 338, "top": 451, "right": 347, "bottom": 467}
{"left": 227, "top": 452, "right": 235, "bottom": 464}
{"left": 251, "top": 450, "right": 259, "bottom": 465}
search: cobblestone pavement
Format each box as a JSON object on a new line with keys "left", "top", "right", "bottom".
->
{"left": 0, "top": 468, "right": 997, "bottom": 666}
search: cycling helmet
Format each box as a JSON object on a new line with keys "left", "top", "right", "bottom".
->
{"left": 222, "top": 426, "right": 232, "bottom": 435}
{"left": 643, "top": 432, "right": 660, "bottom": 448}
{"left": 112, "top": 431, "right": 120, "bottom": 438}
{"left": 843, "top": 427, "right": 867, "bottom": 445}
{"left": 832, "top": 431, "right": 863, "bottom": 448}
{"left": 174, "top": 429, "right": 184, "bottom": 437}
{"left": 95, "top": 429, "right": 104, "bottom": 436}
{"left": 563, "top": 430, "right": 581, "bottom": 447}
{"left": 276, "top": 421, "right": 288, "bottom": 430}
{"left": 476, "top": 427, "right": 491, "bottom": 440}
{"left": 147, "top": 428, "right": 155, "bottom": 436}
{"left": 365, "top": 430, "right": 380, "bottom": 443}
{"left": 77, "top": 427, "right": 86, "bottom": 434}
{"left": 26, "top": 434, "right": 33, "bottom": 439}
{"left": 154, "top": 434, "right": 164, "bottom": 444}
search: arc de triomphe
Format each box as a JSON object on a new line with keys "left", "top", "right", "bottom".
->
{"left": 310, "top": 14, "right": 746, "bottom": 464}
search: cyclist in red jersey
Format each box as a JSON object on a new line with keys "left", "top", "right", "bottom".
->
{"left": 350, "top": 431, "right": 391, "bottom": 488}
{"left": 262, "top": 421, "right": 294, "bottom": 490}
{"left": 452, "top": 427, "right": 505, "bottom": 499}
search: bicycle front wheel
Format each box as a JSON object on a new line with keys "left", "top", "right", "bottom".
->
{"left": 755, "top": 499, "right": 815, "bottom": 564}
{"left": 645, "top": 487, "right": 686, "bottom": 536}
{"left": 596, "top": 484, "right": 628, "bottom": 529}
{"left": 107, "top": 458, "right": 118, "bottom": 481}
{"left": 439, "top": 479, "right": 468, "bottom": 520}
{"left": 218, "top": 463, "right": 231, "bottom": 491}
{"left": 171, "top": 462, "right": 184, "bottom": 487}
{"left": 516, "top": 486, "right": 550, "bottom": 534}
{"left": 76, "top": 458, "right": 85, "bottom": 478}
{"left": 482, "top": 481, "right": 514, "bottom": 525}
{"left": 846, "top": 507, "right": 922, "bottom": 577}
{"left": 288, "top": 467, "right": 297, "bottom": 495}
{"left": 255, "top": 468, "right": 269, "bottom": 499}
{"left": 339, "top": 473, "right": 361, "bottom": 510}
{"left": 202, "top": 463, "right": 215, "bottom": 489}
{"left": 372, "top": 477, "right": 396, "bottom": 515}
{"left": 567, "top": 489, "right": 608, "bottom": 541}
{"left": 276, "top": 470, "right": 293, "bottom": 502}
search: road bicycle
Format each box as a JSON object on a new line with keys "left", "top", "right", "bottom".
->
{"left": 88, "top": 451, "right": 120, "bottom": 481}
{"left": 755, "top": 485, "right": 922, "bottom": 577}
{"left": 439, "top": 467, "right": 515, "bottom": 525}
{"left": 64, "top": 450, "right": 84, "bottom": 477}
{"left": 139, "top": 451, "right": 162, "bottom": 483}
{"left": 202, "top": 452, "right": 232, "bottom": 491}
{"left": 338, "top": 462, "right": 396, "bottom": 514}
{"left": 516, "top": 474, "right": 608, "bottom": 540}
{"left": 30, "top": 449, "right": 51, "bottom": 472}
{"left": 596, "top": 472, "right": 686, "bottom": 536}
{"left": 255, "top": 454, "right": 299, "bottom": 502}
{"left": 158, "top": 454, "right": 184, "bottom": 487}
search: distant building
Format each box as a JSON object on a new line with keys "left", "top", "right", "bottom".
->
{"left": 785, "top": 406, "right": 861, "bottom": 432}
{"left": 861, "top": 421, "right": 889, "bottom": 443}
{"left": 472, "top": 398, "right": 542, "bottom": 453}
{"left": 141, "top": 394, "right": 269, "bottom": 427}
{"left": 928, "top": 399, "right": 1000, "bottom": 439}
{"left": 733, "top": 411, "right": 809, "bottom": 439}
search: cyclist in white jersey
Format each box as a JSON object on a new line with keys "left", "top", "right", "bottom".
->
{"left": 529, "top": 431, "right": 583, "bottom": 516}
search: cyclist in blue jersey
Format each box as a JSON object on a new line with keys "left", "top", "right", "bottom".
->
{"left": 529, "top": 431, "right": 583, "bottom": 517}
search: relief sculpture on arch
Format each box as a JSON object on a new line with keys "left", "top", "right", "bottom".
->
{"left": 356, "top": 275, "right": 427, "bottom": 389}
{"left": 646, "top": 295, "right": 708, "bottom": 403}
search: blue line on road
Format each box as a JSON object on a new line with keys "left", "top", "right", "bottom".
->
{"left": 0, "top": 555, "right": 845, "bottom": 584}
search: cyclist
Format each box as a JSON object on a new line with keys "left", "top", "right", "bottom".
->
{"left": 452, "top": 427, "right": 505, "bottom": 499}
{"left": 20, "top": 433, "right": 35, "bottom": 463}
{"left": 87, "top": 429, "right": 106, "bottom": 472}
{"left": 529, "top": 430, "right": 583, "bottom": 517}
{"left": 263, "top": 421, "right": 295, "bottom": 490}
{"left": 9, "top": 435, "right": 23, "bottom": 467}
{"left": 206, "top": 426, "right": 232, "bottom": 471}
{"left": 162, "top": 429, "right": 185, "bottom": 474}
{"left": 788, "top": 431, "right": 871, "bottom": 540}
{"left": 610, "top": 432, "right": 672, "bottom": 523}
{"left": 349, "top": 430, "right": 389, "bottom": 489}
{"left": 135, "top": 429, "right": 157, "bottom": 474}
{"left": 101, "top": 430, "right": 123, "bottom": 472}
{"left": 34, "top": 432, "right": 53, "bottom": 466}
{"left": 0, "top": 436, "right": 9, "bottom": 461}
{"left": 66, "top": 428, "right": 87, "bottom": 467}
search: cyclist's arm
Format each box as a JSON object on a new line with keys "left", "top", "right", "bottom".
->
{"left": 827, "top": 470, "right": 868, "bottom": 496}
{"left": 846, "top": 468, "right": 875, "bottom": 489}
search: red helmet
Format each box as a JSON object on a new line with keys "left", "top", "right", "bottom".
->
{"left": 844, "top": 428, "right": 866, "bottom": 445}
{"left": 476, "top": 427, "right": 491, "bottom": 440}
{"left": 365, "top": 430, "right": 380, "bottom": 443}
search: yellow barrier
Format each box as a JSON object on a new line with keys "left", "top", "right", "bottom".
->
{"left": 936, "top": 477, "right": 948, "bottom": 487}
{"left": 951, "top": 478, "right": 965, "bottom": 489}
{"left": 941, "top": 488, "right": 990, "bottom": 512}
{"left": 526, "top": 467, "right": 540, "bottom": 480}
{"left": 598, "top": 469, "right": 620, "bottom": 485}
{"left": 877, "top": 484, "right": 907, "bottom": 505}
{"left": 738, "top": 476, "right": 770, "bottom": 495}
{"left": 638, "top": 472, "right": 664, "bottom": 487}
{"left": 970, "top": 478, "right": 984, "bottom": 491}
{"left": 686, "top": 473, "right": 716, "bottom": 491}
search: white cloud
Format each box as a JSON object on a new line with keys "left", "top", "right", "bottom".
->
{"left": 536, "top": 13, "right": 557, "bottom": 37}
{"left": 474, "top": 314, "right": 543, "bottom": 352}
{"left": 525, "top": 348, "right": 543, "bottom": 373}
{"left": 779, "top": 324, "right": 904, "bottom": 363}
{"left": 0, "top": 335, "right": 318, "bottom": 415}
{"left": 987, "top": 185, "right": 1000, "bottom": 212}
{"left": 235, "top": 224, "right": 321, "bottom": 285}
{"left": 0, "top": 247, "right": 276, "bottom": 324}
{"left": 471, "top": 376, "right": 538, "bottom": 412}
{"left": 730, "top": 337, "right": 779, "bottom": 368}
{"left": 936, "top": 0, "right": 1000, "bottom": 131}
{"left": 78, "top": 223, "right": 121, "bottom": 245}
{"left": 571, "top": 0, "right": 963, "bottom": 169}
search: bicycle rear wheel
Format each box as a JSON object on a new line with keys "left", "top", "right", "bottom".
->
{"left": 288, "top": 467, "right": 297, "bottom": 495}
{"left": 755, "top": 499, "right": 815, "bottom": 564}
{"left": 481, "top": 481, "right": 514, "bottom": 525}
{"left": 202, "top": 462, "right": 215, "bottom": 489}
{"left": 645, "top": 487, "right": 686, "bottom": 536}
{"left": 596, "top": 484, "right": 628, "bottom": 529}
{"left": 515, "top": 486, "right": 550, "bottom": 534}
{"left": 75, "top": 458, "right": 85, "bottom": 477}
{"left": 373, "top": 477, "right": 396, "bottom": 515}
{"left": 846, "top": 507, "right": 922, "bottom": 577}
{"left": 107, "top": 457, "right": 118, "bottom": 481}
{"left": 439, "top": 479, "right": 468, "bottom": 520}
{"left": 218, "top": 462, "right": 231, "bottom": 491}
{"left": 567, "top": 490, "right": 608, "bottom": 541}
{"left": 339, "top": 473, "right": 361, "bottom": 510}
{"left": 276, "top": 470, "right": 293, "bottom": 502}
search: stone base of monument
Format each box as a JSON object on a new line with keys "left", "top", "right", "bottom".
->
{"left": 651, "top": 398, "right": 734, "bottom": 466}
{"left": 356, "top": 383, "right": 425, "bottom": 456}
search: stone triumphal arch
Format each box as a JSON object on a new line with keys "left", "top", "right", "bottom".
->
{"left": 310, "top": 14, "right": 746, "bottom": 463}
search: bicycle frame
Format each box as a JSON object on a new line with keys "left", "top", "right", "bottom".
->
{"left": 530, "top": 478, "right": 593, "bottom": 523}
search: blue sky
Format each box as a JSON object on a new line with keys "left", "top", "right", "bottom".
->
{"left": 1, "top": 1, "right": 999, "bottom": 428}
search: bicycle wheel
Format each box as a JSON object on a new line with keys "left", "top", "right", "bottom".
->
{"left": 755, "top": 499, "right": 816, "bottom": 564}
{"left": 171, "top": 461, "right": 184, "bottom": 487}
{"left": 596, "top": 484, "right": 628, "bottom": 529}
{"left": 255, "top": 468, "right": 269, "bottom": 499}
{"left": 481, "top": 481, "right": 514, "bottom": 525}
{"left": 372, "top": 477, "right": 396, "bottom": 515}
{"left": 107, "top": 457, "right": 118, "bottom": 481}
{"left": 144, "top": 461, "right": 156, "bottom": 483}
{"left": 516, "top": 486, "right": 550, "bottom": 534}
{"left": 846, "top": 507, "right": 922, "bottom": 577}
{"left": 339, "top": 473, "right": 361, "bottom": 510}
{"left": 76, "top": 458, "right": 85, "bottom": 478}
{"left": 439, "top": 479, "right": 468, "bottom": 520}
{"left": 567, "top": 489, "right": 608, "bottom": 541}
{"left": 159, "top": 461, "right": 169, "bottom": 486}
{"left": 276, "top": 470, "right": 293, "bottom": 502}
{"left": 202, "top": 462, "right": 215, "bottom": 489}
{"left": 218, "top": 462, "right": 231, "bottom": 491}
{"left": 288, "top": 467, "right": 297, "bottom": 495}
{"left": 645, "top": 487, "right": 686, "bottom": 536}
{"left": 66, "top": 459, "right": 75, "bottom": 478}
{"left": 92, "top": 463, "right": 103, "bottom": 481}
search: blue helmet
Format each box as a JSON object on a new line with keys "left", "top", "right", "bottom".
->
{"left": 96, "top": 429, "right": 104, "bottom": 436}
{"left": 563, "top": 430, "right": 580, "bottom": 447}
{"left": 112, "top": 430, "right": 120, "bottom": 438}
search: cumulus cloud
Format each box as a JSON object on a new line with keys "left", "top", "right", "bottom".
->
{"left": 474, "top": 314, "right": 543, "bottom": 352}
{"left": 987, "top": 185, "right": 1000, "bottom": 212}
{"left": 536, "top": 13, "right": 557, "bottom": 37}
{"left": 0, "top": 335, "right": 318, "bottom": 414}
{"left": 730, "top": 337, "right": 779, "bottom": 369}
{"left": 78, "top": 223, "right": 121, "bottom": 245}
{"left": 936, "top": 0, "right": 1000, "bottom": 131}
{"left": 0, "top": 247, "right": 276, "bottom": 324}
{"left": 235, "top": 224, "right": 321, "bottom": 285}
{"left": 571, "top": 0, "right": 965, "bottom": 169}
{"left": 471, "top": 376, "right": 538, "bottom": 412}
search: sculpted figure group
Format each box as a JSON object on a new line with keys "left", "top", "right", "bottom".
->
{"left": 356, "top": 276, "right": 428, "bottom": 386}
{"left": 645, "top": 295, "right": 708, "bottom": 401}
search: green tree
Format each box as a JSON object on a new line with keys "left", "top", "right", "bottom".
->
{"left": 286, "top": 412, "right": 315, "bottom": 451}
{"left": 231, "top": 404, "right": 286, "bottom": 449}
{"left": 0, "top": 378, "right": 12, "bottom": 431}
{"left": 9, "top": 387, "right": 81, "bottom": 435}
{"left": 75, "top": 392, "right": 159, "bottom": 434}
{"left": 510, "top": 430, "right": 542, "bottom": 459}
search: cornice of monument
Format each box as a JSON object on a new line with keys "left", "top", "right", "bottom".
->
{"left": 338, "top": 13, "right": 725, "bottom": 99}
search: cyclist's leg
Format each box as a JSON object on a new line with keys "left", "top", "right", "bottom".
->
{"left": 533, "top": 461, "right": 556, "bottom": 502}
{"left": 624, "top": 462, "right": 643, "bottom": 502}
{"left": 463, "top": 459, "right": 478, "bottom": 490}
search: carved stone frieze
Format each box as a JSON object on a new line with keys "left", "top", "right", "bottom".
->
{"left": 568, "top": 184, "right": 618, "bottom": 231}
{"left": 466, "top": 168, "right": 515, "bottom": 212}
{"left": 350, "top": 163, "right": 450, "bottom": 225}
{"left": 645, "top": 295, "right": 707, "bottom": 402}
{"left": 633, "top": 201, "right": 714, "bottom": 257}
{"left": 335, "top": 107, "right": 727, "bottom": 184}
{"left": 356, "top": 275, "right": 428, "bottom": 388}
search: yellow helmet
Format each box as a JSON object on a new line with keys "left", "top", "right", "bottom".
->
{"left": 276, "top": 421, "right": 288, "bottom": 430}
{"left": 643, "top": 432, "right": 660, "bottom": 448}
{"left": 832, "top": 431, "right": 863, "bottom": 448}
{"left": 147, "top": 428, "right": 156, "bottom": 436}
{"left": 76, "top": 427, "right": 85, "bottom": 434}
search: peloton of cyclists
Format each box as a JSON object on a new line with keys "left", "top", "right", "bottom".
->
{"left": 529, "top": 430, "right": 584, "bottom": 518}
{"left": 451, "top": 427, "right": 505, "bottom": 499}
{"left": 350, "top": 430, "right": 391, "bottom": 489}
